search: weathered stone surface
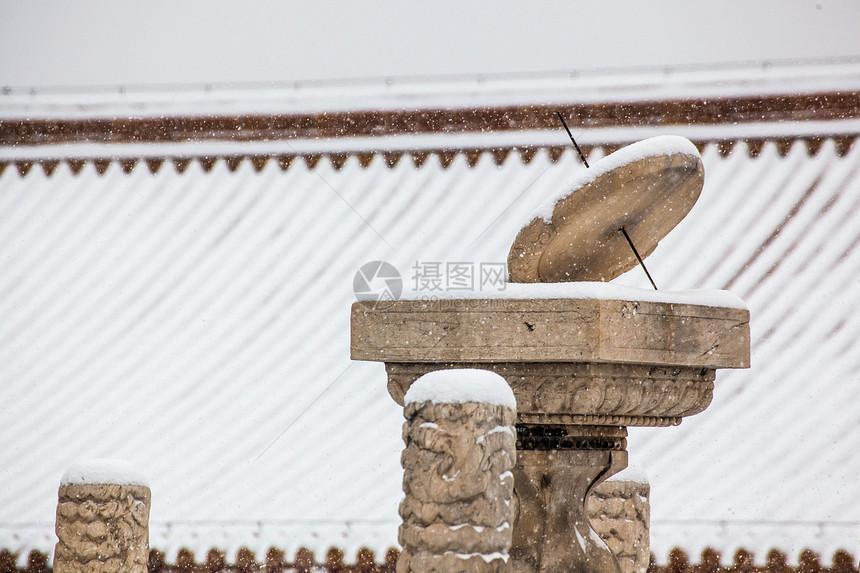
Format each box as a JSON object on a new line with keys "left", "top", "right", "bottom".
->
{"left": 351, "top": 298, "right": 750, "bottom": 370}
{"left": 54, "top": 483, "right": 150, "bottom": 573}
{"left": 511, "top": 447, "right": 628, "bottom": 573}
{"left": 387, "top": 362, "right": 715, "bottom": 427}
{"left": 588, "top": 479, "right": 651, "bottom": 573}
{"left": 398, "top": 397, "right": 516, "bottom": 573}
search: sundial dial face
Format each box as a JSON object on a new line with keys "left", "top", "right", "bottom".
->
{"left": 507, "top": 136, "right": 704, "bottom": 283}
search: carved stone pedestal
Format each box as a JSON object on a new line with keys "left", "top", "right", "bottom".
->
{"left": 352, "top": 295, "right": 749, "bottom": 573}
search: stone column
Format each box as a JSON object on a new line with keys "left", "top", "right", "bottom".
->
{"left": 510, "top": 426, "right": 628, "bottom": 573}
{"left": 54, "top": 459, "right": 151, "bottom": 573}
{"left": 397, "top": 369, "right": 517, "bottom": 573}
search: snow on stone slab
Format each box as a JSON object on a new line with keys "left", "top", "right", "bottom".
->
{"left": 404, "top": 369, "right": 516, "bottom": 409}
{"left": 60, "top": 458, "right": 149, "bottom": 487}
{"left": 401, "top": 281, "right": 747, "bottom": 310}
{"left": 533, "top": 135, "right": 702, "bottom": 223}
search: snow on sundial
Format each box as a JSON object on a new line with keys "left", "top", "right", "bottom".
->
{"left": 507, "top": 135, "right": 703, "bottom": 283}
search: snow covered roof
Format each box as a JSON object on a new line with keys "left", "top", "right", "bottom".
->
{"left": 2, "top": 59, "right": 859, "bottom": 176}
{"left": 4, "top": 58, "right": 860, "bottom": 118}
{"left": 2, "top": 61, "right": 860, "bottom": 565}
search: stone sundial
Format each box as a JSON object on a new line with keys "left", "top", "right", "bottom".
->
{"left": 351, "top": 135, "right": 750, "bottom": 573}
{"left": 507, "top": 136, "right": 704, "bottom": 284}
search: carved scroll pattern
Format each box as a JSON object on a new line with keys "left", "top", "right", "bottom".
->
{"left": 398, "top": 401, "right": 516, "bottom": 573}
{"left": 54, "top": 484, "right": 150, "bottom": 573}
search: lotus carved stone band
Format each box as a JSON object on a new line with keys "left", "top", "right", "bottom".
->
{"left": 351, "top": 136, "right": 750, "bottom": 573}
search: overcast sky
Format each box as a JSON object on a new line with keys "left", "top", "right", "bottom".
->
{"left": 1, "top": 0, "right": 859, "bottom": 89}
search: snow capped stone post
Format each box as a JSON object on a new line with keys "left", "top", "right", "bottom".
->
{"left": 54, "top": 459, "right": 151, "bottom": 573}
{"left": 398, "top": 369, "right": 517, "bottom": 573}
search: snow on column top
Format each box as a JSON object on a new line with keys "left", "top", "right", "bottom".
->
{"left": 605, "top": 466, "right": 650, "bottom": 485}
{"left": 404, "top": 369, "right": 516, "bottom": 409}
{"left": 60, "top": 458, "right": 150, "bottom": 487}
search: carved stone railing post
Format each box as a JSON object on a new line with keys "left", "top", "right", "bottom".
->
{"left": 588, "top": 473, "right": 651, "bottom": 573}
{"left": 397, "top": 369, "right": 517, "bottom": 573}
{"left": 54, "top": 459, "right": 150, "bottom": 573}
